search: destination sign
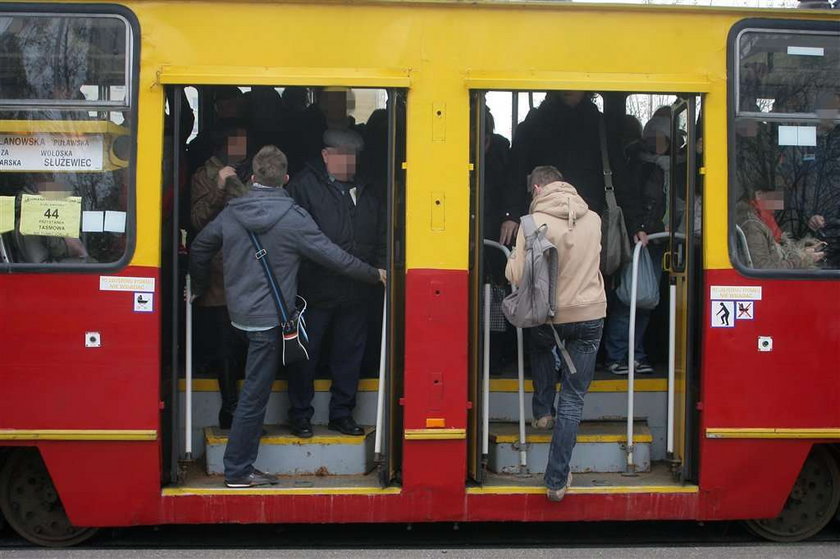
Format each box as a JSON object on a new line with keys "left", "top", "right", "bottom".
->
{"left": 0, "top": 134, "right": 104, "bottom": 172}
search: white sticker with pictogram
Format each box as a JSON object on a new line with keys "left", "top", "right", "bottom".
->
{"left": 711, "top": 300, "right": 735, "bottom": 328}
{"left": 735, "top": 301, "right": 754, "bottom": 320}
{"left": 133, "top": 292, "right": 153, "bottom": 312}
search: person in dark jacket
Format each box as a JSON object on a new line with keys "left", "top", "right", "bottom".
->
{"left": 190, "top": 145, "right": 385, "bottom": 488}
{"left": 286, "top": 128, "right": 386, "bottom": 438}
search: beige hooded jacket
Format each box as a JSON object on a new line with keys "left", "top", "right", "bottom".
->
{"left": 505, "top": 181, "right": 606, "bottom": 325}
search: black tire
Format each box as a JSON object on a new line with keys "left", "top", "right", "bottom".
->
{"left": 744, "top": 446, "right": 840, "bottom": 542}
{"left": 0, "top": 448, "right": 98, "bottom": 547}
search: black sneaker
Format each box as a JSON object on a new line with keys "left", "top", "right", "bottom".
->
{"left": 635, "top": 360, "right": 654, "bottom": 374}
{"left": 290, "top": 418, "right": 313, "bottom": 439}
{"left": 225, "top": 469, "right": 279, "bottom": 488}
{"left": 328, "top": 416, "right": 364, "bottom": 436}
{"left": 606, "top": 361, "right": 629, "bottom": 376}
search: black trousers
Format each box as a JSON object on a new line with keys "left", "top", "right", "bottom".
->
{"left": 287, "top": 303, "right": 369, "bottom": 422}
{"left": 193, "top": 305, "right": 246, "bottom": 423}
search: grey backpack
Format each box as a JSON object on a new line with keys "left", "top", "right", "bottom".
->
{"left": 502, "top": 215, "right": 558, "bottom": 328}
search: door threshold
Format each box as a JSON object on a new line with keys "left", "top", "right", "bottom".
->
{"left": 469, "top": 463, "right": 697, "bottom": 495}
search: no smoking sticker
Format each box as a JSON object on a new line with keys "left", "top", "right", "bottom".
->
{"left": 134, "top": 292, "right": 153, "bottom": 312}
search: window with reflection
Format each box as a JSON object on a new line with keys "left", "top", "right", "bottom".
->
{"left": 733, "top": 28, "right": 840, "bottom": 272}
{"left": 0, "top": 13, "right": 134, "bottom": 267}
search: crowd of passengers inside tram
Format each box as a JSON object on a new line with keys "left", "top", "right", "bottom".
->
{"left": 176, "top": 87, "right": 837, "bottom": 437}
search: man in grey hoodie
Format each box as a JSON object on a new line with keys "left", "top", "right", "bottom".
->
{"left": 190, "top": 145, "right": 386, "bottom": 488}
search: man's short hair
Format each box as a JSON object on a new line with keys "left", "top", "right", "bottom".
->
{"left": 528, "top": 166, "right": 564, "bottom": 193}
{"left": 323, "top": 127, "right": 364, "bottom": 152}
{"left": 252, "top": 145, "right": 288, "bottom": 186}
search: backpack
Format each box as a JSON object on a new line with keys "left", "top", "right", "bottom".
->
{"left": 501, "top": 215, "right": 558, "bottom": 329}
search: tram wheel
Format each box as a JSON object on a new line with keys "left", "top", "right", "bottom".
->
{"left": 744, "top": 446, "right": 840, "bottom": 542}
{"left": 0, "top": 448, "right": 98, "bottom": 547}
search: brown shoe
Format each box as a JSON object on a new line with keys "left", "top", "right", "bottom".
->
{"left": 531, "top": 415, "right": 555, "bottom": 430}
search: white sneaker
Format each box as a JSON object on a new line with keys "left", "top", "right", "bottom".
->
{"left": 531, "top": 415, "right": 555, "bottom": 430}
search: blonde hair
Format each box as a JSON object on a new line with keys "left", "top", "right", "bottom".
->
{"left": 252, "top": 145, "right": 288, "bottom": 186}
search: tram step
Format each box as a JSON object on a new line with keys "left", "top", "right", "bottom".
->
{"left": 488, "top": 420, "right": 651, "bottom": 475}
{"left": 203, "top": 425, "right": 374, "bottom": 476}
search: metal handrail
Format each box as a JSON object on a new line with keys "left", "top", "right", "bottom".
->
{"left": 735, "top": 224, "right": 753, "bottom": 267}
{"left": 185, "top": 274, "right": 193, "bottom": 461}
{"left": 374, "top": 290, "right": 388, "bottom": 459}
{"left": 625, "top": 232, "right": 683, "bottom": 473}
{"left": 483, "top": 239, "right": 527, "bottom": 473}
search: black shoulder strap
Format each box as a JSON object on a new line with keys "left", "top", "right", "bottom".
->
{"left": 247, "top": 230, "right": 291, "bottom": 323}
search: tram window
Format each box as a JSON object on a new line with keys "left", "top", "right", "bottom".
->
{"left": 732, "top": 27, "right": 840, "bottom": 273}
{"left": 0, "top": 11, "right": 136, "bottom": 268}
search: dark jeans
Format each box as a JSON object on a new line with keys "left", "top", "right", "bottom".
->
{"left": 287, "top": 303, "right": 368, "bottom": 422}
{"left": 543, "top": 318, "right": 604, "bottom": 490}
{"left": 529, "top": 326, "right": 560, "bottom": 419}
{"left": 223, "top": 327, "right": 281, "bottom": 480}
{"left": 193, "top": 305, "right": 246, "bottom": 421}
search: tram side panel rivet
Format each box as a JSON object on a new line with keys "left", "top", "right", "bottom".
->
{"left": 85, "top": 332, "right": 101, "bottom": 348}
{"left": 758, "top": 336, "right": 773, "bottom": 352}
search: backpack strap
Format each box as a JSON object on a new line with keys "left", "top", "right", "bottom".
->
{"left": 598, "top": 118, "right": 614, "bottom": 192}
{"left": 520, "top": 214, "right": 538, "bottom": 249}
{"left": 549, "top": 325, "right": 578, "bottom": 375}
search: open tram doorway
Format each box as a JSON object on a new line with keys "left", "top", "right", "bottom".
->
{"left": 467, "top": 89, "right": 703, "bottom": 490}
{"left": 159, "top": 84, "right": 406, "bottom": 491}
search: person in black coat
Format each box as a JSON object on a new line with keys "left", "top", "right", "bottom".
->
{"left": 285, "top": 127, "right": 386, "bottom": 437}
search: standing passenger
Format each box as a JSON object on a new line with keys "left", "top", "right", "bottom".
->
{"left": 286, "top": 128, "right": 386, "bottom": 438}
{"left": 505, "top": 166, "right": 606, "bottom": 502}
{"left": 190, "top": 146, "right": 385, "bottom": 488}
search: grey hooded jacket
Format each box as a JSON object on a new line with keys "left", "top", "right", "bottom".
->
{"left": 189, "top": 185, "right": 381, "bottom": 328}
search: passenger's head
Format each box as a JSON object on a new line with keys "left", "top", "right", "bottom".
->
{"left": 282, "top": 86, "right": 309, "bottom": 112}
{"left": 211, "top": 127, "right": 248, "bottom": 164}
{"left": 212, "top": 86, "right": 246, "bottom": 121}
{"left": 622, "top": 114, "right": 643, "bottom": 149}
{"left": 749, "top": 187, "right": 785, "bottom": 211}
{"left": 251, "top": 145, "right": 289, "bottom": 187}
{"left": 643, "top": 112, "right": 671, "bottom": 155}
{"left": 318, "top": 87, "right": 354, "bottom": 129}
{"left": 322, "top": 128, "right": 364, "bottom": 181}
{"left": 528, "top": 165, "right": 564, "bottom": 196}
{"left": 547, "top": 90, "right": 588, "bottom": 108}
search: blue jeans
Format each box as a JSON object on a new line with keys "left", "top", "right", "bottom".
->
{"left": 529, "top": 326, "right": 560, "bottom": 419}
{"left": 543, "top": 318, "right": 604, "bottom": 490}
{"left": 223, "top": 327, "right": 280, "bottom": 480}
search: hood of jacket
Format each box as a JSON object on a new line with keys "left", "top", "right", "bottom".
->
{"left": 530, "top": 181, "right": 590, "bottom": 226}
{"left": 228, "top": 185, "right": 295, "bottom": 233}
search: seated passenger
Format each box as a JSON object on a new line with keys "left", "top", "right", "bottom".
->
{"left": 191, "top": 127, "right": 251, "bottom": 429}
{"left": 736, "top": 186, "right": 825, "bottom": 269}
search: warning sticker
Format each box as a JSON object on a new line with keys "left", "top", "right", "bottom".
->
{"left": 710, "top": 286, "right": 762, "bottom": 301}
{"left": 735, "top": 301, "right": 754, "bottom": 320}
{"left": 711, "top": 300, "right": 735, "bottom": 328}
{"left": 18, "top": 194, "right": 82, "bottom": 238}
{"left": 100, "top": 276, "right": 155, "bottom": 292}
{"left": 133, "top": 292, "right": 154, "bottom": 312}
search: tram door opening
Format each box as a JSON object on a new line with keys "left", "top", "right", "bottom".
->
{"left": 160, "top": 85, "right": 406, "bottom": 487}
{"left": 468, "top": 89, "right": 702, "bottom": 485}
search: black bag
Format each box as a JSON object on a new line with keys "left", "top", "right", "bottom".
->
{"left": 598, "top": 119, "right": 633, "bottom": 276}
{"left": 247, "top": 230, "right": 310, "bottom": 365}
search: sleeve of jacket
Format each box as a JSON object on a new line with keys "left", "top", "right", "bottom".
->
{"left": 504, "top": 225, "right": 526, "bottom": 287}
{"left": 189, "top": 214, "right": 224, "bottom": 298}
{"left": 190, "top": 166, "right": 227, "bottom": 232}
{"left": 375, "top": 196, "right": 387, "bottom": 268}
{"left": 295, "top": 209, "right": 381, "bottom": 284}
{"left": 509, "top": 122, "right": 536, "bottom": 221}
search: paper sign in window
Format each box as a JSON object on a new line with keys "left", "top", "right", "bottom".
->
{"left": 787, "top": 46, "right": 824, "bottom": 57}
{"left": 19, "top": 194, "right": 82, "bottom": 238}
{"left": 104, "top": 210, "right": 126, "bottom": 233}
{"left": 82, "top": 211, "right": 105, "bottom": 232}
{"left": 0, "top": 196, "right": 15, "bottom": 234}
{"left": 778, "top": 125, "right": 817, "bottom": 147}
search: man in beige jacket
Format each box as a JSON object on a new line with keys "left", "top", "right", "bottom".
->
{"left": 505, "top": 165, "right": 606, "bottom": 502}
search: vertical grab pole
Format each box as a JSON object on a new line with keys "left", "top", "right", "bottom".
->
{"left": 625, "top": 242, "right": 641, "bottom": 475}
{"left": 667, "top": 282, "right": 677, "bottom": 456}
{"left": 184, "top": 274, "right": 193, "bottom": 460}
{"left": 516, "top": 324, "right": 527, "bottom": 472}
{"left": 374, "top": 289, "right": 388, "bottom": 459}
{"left": 482, "top": 284, "right": 491, "bottom": 460}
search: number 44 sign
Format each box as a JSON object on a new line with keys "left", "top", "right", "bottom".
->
{"left": 19, "top": 194, "right": 82, "bottom": 238}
